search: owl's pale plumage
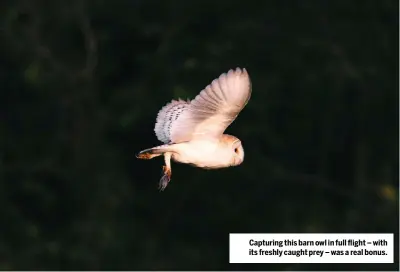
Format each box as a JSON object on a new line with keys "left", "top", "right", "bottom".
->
{"left": 137, "top": 67, "right": 252, "bottom": 190}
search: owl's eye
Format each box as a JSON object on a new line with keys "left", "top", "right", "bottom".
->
{"left": 234, "top": 147, "right": 239, "bottom": 154}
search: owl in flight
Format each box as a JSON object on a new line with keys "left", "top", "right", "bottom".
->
{"left": 136, "top": 67, "right": 252, "bottom": 191}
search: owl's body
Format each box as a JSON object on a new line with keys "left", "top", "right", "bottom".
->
{"left": 137, "top": 68, "right": 251, "bottom": 190}
{"left": 171, "top": 139, "right": 222, "bottom": 168}
{"left": 168, "top": 134, "right": 243, "bottom": 169}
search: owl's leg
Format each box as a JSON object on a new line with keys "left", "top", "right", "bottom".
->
{"left": 159, "top": 152, "right": 172, "bottom": 191}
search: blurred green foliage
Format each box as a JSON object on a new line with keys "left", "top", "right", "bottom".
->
{"left": 0, "top": 0, "right": 398, "bottom": 270}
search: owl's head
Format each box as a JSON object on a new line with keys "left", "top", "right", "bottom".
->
{"left": 221, "top": 134, "right": 244, "bottom": 166}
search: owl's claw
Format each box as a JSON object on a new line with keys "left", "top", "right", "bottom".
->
{"left": 159, "top": 166, "right": 171, "bottom": 191}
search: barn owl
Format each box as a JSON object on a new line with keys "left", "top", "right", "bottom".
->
{"left": 136, "top": 67, "right": 252, "bottom": 191}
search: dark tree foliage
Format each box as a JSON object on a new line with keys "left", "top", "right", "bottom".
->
{"left": 0, "top": 0, "right": 398, "bottom": 270}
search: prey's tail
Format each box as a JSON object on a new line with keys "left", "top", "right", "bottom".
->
{"left": 136, "top": 144, "right": 171, "bottom": 160}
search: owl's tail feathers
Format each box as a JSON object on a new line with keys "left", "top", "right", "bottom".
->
{"left": 136, "top": 144, "right": 171, "bottom": 160}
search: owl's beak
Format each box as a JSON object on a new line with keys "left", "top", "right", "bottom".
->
{"left": 230, "top": 156, "right": 244, "bottom": 167}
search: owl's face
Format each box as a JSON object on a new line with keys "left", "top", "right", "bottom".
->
{"left": 231, "top": 139, "right": 244, "bottom": 166}
{"left": 219, "top": 134, "right": 244, "bottom": 167}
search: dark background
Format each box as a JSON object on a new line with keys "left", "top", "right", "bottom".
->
{"left": 1, "top": 0, "right": 398, "bottom": 270}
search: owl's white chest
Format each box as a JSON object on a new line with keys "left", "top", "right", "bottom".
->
{"left": 171, "top": 140, "right": 230, "bottom": 169}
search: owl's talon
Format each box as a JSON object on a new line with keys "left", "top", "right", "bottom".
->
{"left": 159, "top": 166, "right": 171, "bottom": 191}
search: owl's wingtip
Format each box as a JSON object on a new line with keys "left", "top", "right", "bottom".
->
{"left": 135, "top": 152, "right": 146, "bottom": 159}
{"left": 136, "top": 148, "right": 158, "bottom": 160}
{"left": 233, "top": 67, "right": 248, "bottom": 75}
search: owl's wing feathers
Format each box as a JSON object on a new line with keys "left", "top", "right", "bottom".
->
{"left": 156, "top": 67, "right": 251, "bottom": 143}
{"left": 154, "top": 99, "right": 191, "bottom": 143}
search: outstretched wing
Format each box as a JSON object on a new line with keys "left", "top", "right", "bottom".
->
{"left": 154, "top": 67, "right": 252, "bottom": 144}
{"left": 154, "top": 99, "right": 190, "bottom": 143}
